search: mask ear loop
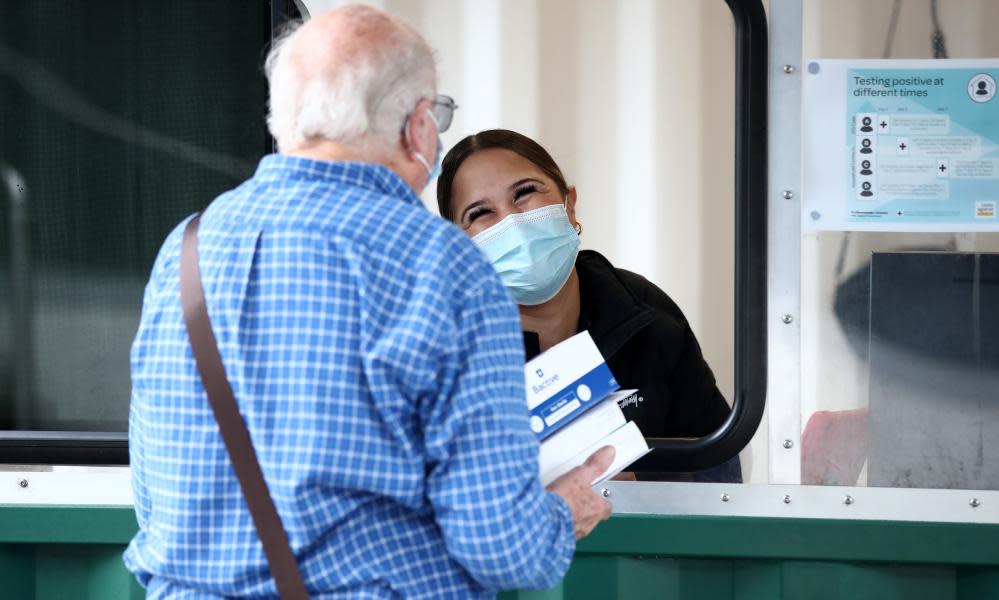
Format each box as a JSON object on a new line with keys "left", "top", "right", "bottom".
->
{"left": 404, "top": 108, "right": 440, "bottom": 175}
{"left": 564, "top": 193, "right": 583, "bottom": 235}
{"left": 404, "top": 118, "right": 431, "bottom": 175}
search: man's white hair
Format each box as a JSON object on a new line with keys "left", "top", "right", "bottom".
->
{"left": 264, "top": 7, "right": 436, "bottom": 155}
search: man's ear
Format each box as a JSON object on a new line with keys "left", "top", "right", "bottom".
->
{"left": 402, "top": 97, "right": 436, "bottom": 163}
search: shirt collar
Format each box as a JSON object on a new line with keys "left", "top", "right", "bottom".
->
{"left": 253, "top": 153, "right": 424, "bottom": 208}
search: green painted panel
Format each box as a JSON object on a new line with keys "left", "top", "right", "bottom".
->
{"left": 497, "top": 584, "right": 563, "bottom": 600}
{"left": 613, "top": 558, "right": 689, "bottom": 599}
{"left": 34, "top": 545, "right": 143, "bottom": 600}
{"left": 0, "top": 544, "right": 35, "bottom": 599}
{"left": 0, "top": 505, "right": 138, "bottom": 545}
{"left": 781, "top": 562, "right": 956, "bottom": 600}
{"left": 956, "top": 567, "right": 999, "bottom": 600}
{"left": 731, "top": 561, "right": 782, "bottom": 600}
{"left": 672, "top": 559, "right": 736, "bottom": 599}
{"left": 504, "top": 557, "right": 738, "bottom": 600}
{"left": 4, "top": 505, "right": 999, "bottom": 567}
{"left": 0, "top": 544, "right": 142, "bottom": 600}
{"left": 562, "top": 556, "right": 620, "bottom": 599}
{"left": 579, "top": 515, "right": 999, "bottom": 567}
{"left": 4, "top": 505, "right": 999, "bottom": 599}
{"left": 503, "top": 559, "right": 991, "bottom": 600}
{"left": 841, "top": 563, "right": 956, "bottom": 600}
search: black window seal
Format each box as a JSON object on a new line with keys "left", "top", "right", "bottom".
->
{"left": 637, "top": 0, "right": 768, "bottom": 472}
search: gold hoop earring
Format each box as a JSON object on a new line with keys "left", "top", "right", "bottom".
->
{"left": 574, "top": 222, "right": 583, "bottom": 235}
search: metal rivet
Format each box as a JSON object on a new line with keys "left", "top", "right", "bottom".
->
{"left": 783, "top": 64, "right": 795, "bottom": 74}
{"left": 782, "top": 439, "right": 794, "bottom": 449}
{"left": 721, "top": 493, "right": 730, "bottom": 502}
{"left": 970, "top": 498, "right": 981, "bottom": 508}
{"left": 844, "top": 495, "right": 854, "bottom": 505}
{"left": 17, "top": 479, "right": 28, "bottom": 489}
{"left": 782, "top": 190, "right": 794, "bottom": 200}
{"left": 601, "top": 488, "right": 611, "bottom": 498}
{"left": 782, "top": 314, "right": 794, "bottom": 324}
{"left": 783, "top": 495, "right": 792, "bottom": 504}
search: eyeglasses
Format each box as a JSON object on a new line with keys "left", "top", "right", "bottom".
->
{"left": 430, "top": 95, "right": 458, "bottom": 133}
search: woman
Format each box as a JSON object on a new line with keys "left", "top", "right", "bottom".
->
{"left": 437, "top": 129, "right": 740, "bottom": 482}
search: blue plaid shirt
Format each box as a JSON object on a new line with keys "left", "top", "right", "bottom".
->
{"left": 125, "top": 155, "right": 575, "bottom": 599}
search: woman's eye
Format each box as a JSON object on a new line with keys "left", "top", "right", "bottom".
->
{"left": 513, "top": 184, "right": 539, "bottom": 200}
{"left": 467, "top": 207, "right": 491, "bottom": 222}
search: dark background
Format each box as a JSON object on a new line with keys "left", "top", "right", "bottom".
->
{"left": 0, "top": 1, "right": 276, "bottom": 432}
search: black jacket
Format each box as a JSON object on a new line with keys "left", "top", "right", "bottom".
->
{"left": 524, "top": 250, "right": 741, "bottom": 482}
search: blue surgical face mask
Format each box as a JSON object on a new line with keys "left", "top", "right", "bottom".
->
{"left": 412, "top": 110, "right": 443, "bottom": 188}
{"left": 426, "top": 135, "right": 443, "bottom": 181}
{"left": 472, "top": 204, "right": 581, "bottom": 305}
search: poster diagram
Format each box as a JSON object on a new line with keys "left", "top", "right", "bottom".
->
{"left": 804, "top": 59, "right": 999, "bottom": 232}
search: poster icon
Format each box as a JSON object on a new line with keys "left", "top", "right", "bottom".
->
{"left": 855, "top": 112, "right": 877, "bottom": 135}
{"left": 968, "top": 74, "right": 995, "bottom": 103}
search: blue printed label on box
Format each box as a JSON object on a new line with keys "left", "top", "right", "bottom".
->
{"left": 524, "top": 331, "right": 619, "bottom": 440}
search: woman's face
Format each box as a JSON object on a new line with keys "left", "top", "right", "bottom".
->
{"left": 449, "top": 148, "right": 577, "bottom": 237}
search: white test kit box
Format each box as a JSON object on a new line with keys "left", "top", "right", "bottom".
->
{"left": 524, "top": 331, "right": 651, "bottom": 486}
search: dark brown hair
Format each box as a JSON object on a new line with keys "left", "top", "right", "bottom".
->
{"left": 436, "top": 129, "right": 570, "bottom": 221}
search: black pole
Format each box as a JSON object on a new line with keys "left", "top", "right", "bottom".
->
{"left": 636, "top": 0, "right": 768, "bottom": 472}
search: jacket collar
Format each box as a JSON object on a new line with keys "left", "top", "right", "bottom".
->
{"left": 523, "top": 250, "right": 657, "bottom": 360}
{"left": 575, "top": 250, "right": 657, "bottom": 360}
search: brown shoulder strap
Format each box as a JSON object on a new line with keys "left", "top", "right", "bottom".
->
{"left": 179, "top": 213, "right": 309, "bottom": 600}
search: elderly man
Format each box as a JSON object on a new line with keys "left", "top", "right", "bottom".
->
{"left": 125, "top": 5, "right": 612, "bottom": 599}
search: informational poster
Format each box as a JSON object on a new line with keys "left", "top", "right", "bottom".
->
{"left": 803, "top": 59, "right": 999, "bottom": 232}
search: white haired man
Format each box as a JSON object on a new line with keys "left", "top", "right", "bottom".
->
{"left": 125, "top": 5, "right": 613, "bottom": 598}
